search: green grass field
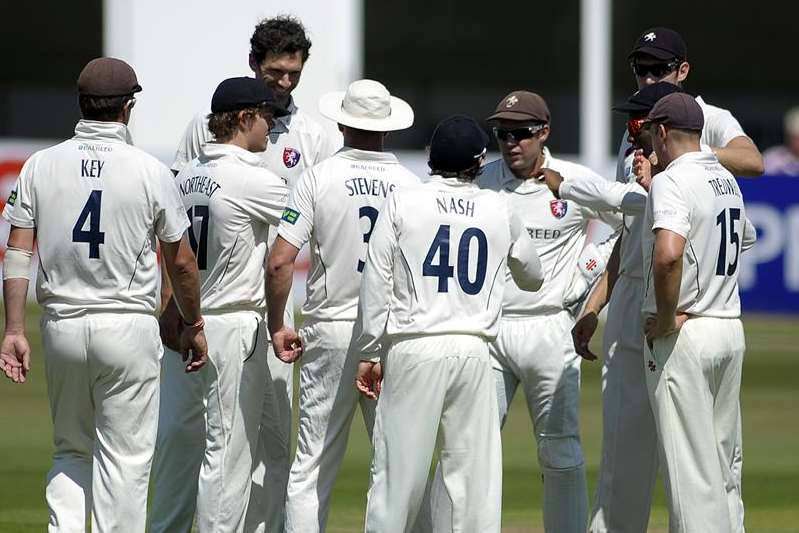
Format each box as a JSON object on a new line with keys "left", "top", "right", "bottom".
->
{"left": 0, "top": 309, "right": 797, "bottom": 532}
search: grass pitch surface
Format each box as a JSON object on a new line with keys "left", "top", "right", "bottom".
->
{"left": 0, "top": 309, "right": 796, "bottom": 532}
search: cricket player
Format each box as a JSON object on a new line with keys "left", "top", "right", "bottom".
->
{"left": 266, "top": 79, "right": 417, "bottom": 533}
{"left": 354, "top": 115, "right": 545, "bottom": 533}
{"left": 563, "top": 28, "right": 763, "bottom": 533}
{"left": 641, "top": 93, "right": 755, "bottom": 532}
{"left": 0, "top": 57, "right": 207, "bottom": 533}
{"left": 155, "top": 77, "right": 290, "bottom": 532}
{"left": 152, "top": 16, "right": 337, "bottom": 533}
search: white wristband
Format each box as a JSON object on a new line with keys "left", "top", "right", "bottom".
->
{"left": 3, "top": 247, "right": 33, "bottom": 280}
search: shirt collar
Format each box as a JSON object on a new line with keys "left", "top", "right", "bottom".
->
{"left": 73, "top": 119, "right": 133, "bottom": 145}
{"left": 200, "top": 142, "right": 263, "bottom": 166}
{"left": 429, "top": 175, "right": 480, "bottom": 188}
{"left": 665, "top": 150, "right": 718, "bottom": 171}
{"left": 272, "top": 97, "right": 298, "bottom": 133}
{"left": 336, "top": 147, "right": 400, "bottom": 163}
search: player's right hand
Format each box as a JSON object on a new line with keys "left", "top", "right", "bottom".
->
{"left": 355, "top": 361, "right": 383, "bottom": 400}
{"left": 272, "top": 327, "right": 303, "bottom": 363}
{"left": 572, "top": 311, "right": 599, "bottom": 361}
{"left": 0, "top": 332, "right": 31, "bottom": 384}
{"left": 633, "top": 149, "right": 653, "bottom": 192}
{"left": 180, "top": 324, "right": 208, "bottom": 373}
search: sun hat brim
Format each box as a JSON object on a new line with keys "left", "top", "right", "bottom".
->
{"left": 318, "top": 91, "right": 414, "bottom": 132}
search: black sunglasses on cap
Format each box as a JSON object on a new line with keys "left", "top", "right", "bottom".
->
{"left": 493, "top": 124, "right": 547, "bottom": 142}
{"left": 630, "top": 59, "right": 682, "bottom": 78}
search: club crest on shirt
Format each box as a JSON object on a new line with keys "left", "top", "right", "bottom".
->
{"left": 283, "top": 147, "right": 301, "bottom": 168}
{"left": 549, "top": 199, "right": 568, "bottom": 219}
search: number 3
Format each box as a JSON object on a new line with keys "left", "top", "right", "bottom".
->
{"left": 357, "top": 206, "right": 379, "bottom": 273}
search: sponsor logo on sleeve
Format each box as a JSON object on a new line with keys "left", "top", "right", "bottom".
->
{"left": 7, "top": 190, "right": 17, "bottom": 206}
{"left": 281, "top": 207, "right": 300, "bottom": 224}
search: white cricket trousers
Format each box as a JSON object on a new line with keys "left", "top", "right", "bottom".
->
{"left": 589, "top": 275, "right": 658, "bottom": 533}
{"left": 245, "top": 309, "right": 294, "bottom": 533}
{"left": 285, "top": 320, "right": 377, "bottom": 533}
{"left": 645, "top": 316, "right": 746, "bottom": 533}
{"left": 41, "top": 312, "right": 161, "bottom": 533}
{"left": 365, "top": 334, "right": 502, "bottom": 533}
{"left": 149, "top": 310, "right": 267, "bottom": 533}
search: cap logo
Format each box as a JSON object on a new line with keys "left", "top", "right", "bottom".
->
{"left": 643, "top": 32, "right": 657, "bottom": 42}
{"left": 505, "top": 95, "right": 519, "bottom": 108}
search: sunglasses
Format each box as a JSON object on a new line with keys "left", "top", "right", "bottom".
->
{"left": 493, "top": 124, "right": 547, "bottom": 142}
{"left": 626, "top": 117, "right": 647, "bottom": 138}
{"left": 630, "top": 60, "right": 681, "bottom": 78}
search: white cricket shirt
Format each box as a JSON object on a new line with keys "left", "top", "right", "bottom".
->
{"left": 175, "top": 143, "right": 288, "bottom": 312}
{"left": 642, "top": 151, "right": 756, "bottom": 318}
{"left": 171, "top": 99, "right": 339, "bottom": 188}
{"left": 2, "top": 120, "right": 190, "bottom": 318}
{"left": 353, "top": 177, "right": 544, "bottom": 356}
{"left": 277, "top": 148, "right": 419, "bottom": 322}
{"left": 612, "top": 95, "right": 749, "bottom": 279}
{"left": 478, "top": 148, "right": 622, "bottom": 317}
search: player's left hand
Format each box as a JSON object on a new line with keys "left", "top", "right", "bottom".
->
{"left": 0, "top": 332, "right": 32, "bottom": 384}
{"left": 534, "top": 168, "right": 564, "bottom": 198}
{"left": 158, "top": 300, "right": 183, "bottom": 352}
{"left": 272, "top": 327, "right": 303, "bottom": 363}
{"left": 355, "top": 361, "right": 383, "bottom": 400}
{"left": 633, "top": 149, "right": 653, "bottom": 192}
{"left": 644, "top": 312, "right": 690, "bottom": 348}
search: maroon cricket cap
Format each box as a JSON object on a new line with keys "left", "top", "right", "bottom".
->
{"left": 646, "top": 93, "right": 704, "bottom": 131}
{"left": 486, "top": 91, "right": 550, "bottom": 123}
{"left": 77, "top": 57, "right": 142, "bottom": 97}
{"left": 628, "top": 27, "right": 688, "bottom": 61}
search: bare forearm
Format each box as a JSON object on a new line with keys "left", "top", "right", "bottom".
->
{"left": 3, "top": 279, "right": 29, "bottom": 333}
{"left": 715, "top": 144, "right": 764, "bottom": 177}
{"left": 266, "top": 261, "right": 294, "bottom": 334}
{"left": 160, "top": 262, "right": 174, "bottom": 314}
{"left": 653, "top": 258, "right": 681, "bottom": 323}
{"left": 167, "top": 261, "right": 202, "bottom": 324}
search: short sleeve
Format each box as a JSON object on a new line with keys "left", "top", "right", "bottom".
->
{"left": 649, "top": 174, "right": 690, "bottom": 238}
{"left": 154, "top": 166, "right": 190, "bottom": 243}
{"left": 703, "top": 107, "right": 746, "bottom": 149}
{"left": 171, "top": 113, "right": 211, "bottom": 173}
{"left": 276, "top": 167, "right": 316, "bottom": 249}
{"left": 241, "top": 170, "right": 289, "bottom": 227}
{"left": 2, "top": 154, "right": 37, "bottom": 228}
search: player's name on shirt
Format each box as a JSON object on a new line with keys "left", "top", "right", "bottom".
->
{"left": 435, "top": 195, "right": 476, "bottom": 217}
{"left": 708, "top": 176, "right": 742, "bottom": 198}
{"left": 345, "top": 177, "right": 397, "bottom": 198}
{"left": 178, "top": 174, "right": 222, "bottom": 199}
{"left": 80, "top": 159, "right": 105, "bottom": 178}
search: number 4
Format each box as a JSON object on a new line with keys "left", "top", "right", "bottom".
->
{"left": 72, "top": 190, "right": 105, "bottom": 259}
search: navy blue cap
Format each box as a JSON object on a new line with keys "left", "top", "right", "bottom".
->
{"left": 613, "top": 82, "right": 685, "bottom": 115}
{"left": 428, "top": 115, "right": 489, "bottom": 173}
{"left": 210, "top": 77, "right": 288, "bottom": 116}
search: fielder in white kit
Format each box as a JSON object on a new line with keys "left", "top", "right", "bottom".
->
{"left": 421, "top": 92, "right": 622, "bottom": 532}
{"left": 0, "top": 58, "right": 207, "bottom": 533}
{"left": 151, "top": 17, "right": 337, "bottom": 533}
{"left": 265, "top": 79, "right": 417, "bottom": 533}
{"left": 641, "top": 93, "right": 756, "bottom": 532}
{"left": 354, "top": 115, "right": 545, "bottom": 533}
{"left": 156, "top": 77, "right": 290, "bottom": 532}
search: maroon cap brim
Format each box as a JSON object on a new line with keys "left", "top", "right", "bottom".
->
{"left": 486, "top": 110, "right": 548, "bottom": 123}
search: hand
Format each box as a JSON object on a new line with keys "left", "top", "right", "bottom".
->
{"left": 534, "top": 168, "right": 565, "bottom": 198}
{"left": 272, "top": 327, "right": 303, "bottom": 363}
{"left": 572, "top": 311, "right": 599, "bottom": 361}
{"left": 158, "top": 302, "right": 183, "bottom": 352}
{"left": 355, "top": 361, "right": 383, "bottom": 400}
{"left": 633, "top": 149, "right": 653, "bottom": 192}
{"left": 180, "top": 323, "right": 208, "bottom": 373}
{"left": 644, "top": 312, "right": 690, "bottom": 349}
{"left": 0, "top": 332, "right": 31, "bottom": 383}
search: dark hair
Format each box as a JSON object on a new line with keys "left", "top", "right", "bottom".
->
{"left": 78, "top": 94, "right": 132, "bottom": 121}
{"left": 207, "top": 108, "right": 261, "bottom": 143}
{"left": 250, "top": 15, "right": 312, "bottom": 65}
{"left": 428, "top": 163, "right": 483, "bottom": 182}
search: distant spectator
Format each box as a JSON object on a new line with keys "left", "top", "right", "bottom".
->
{"left": 764, "top": 107, "right": 799, "bottom": 175}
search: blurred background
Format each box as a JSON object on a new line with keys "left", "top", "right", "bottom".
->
{"left": 0, "top": 1, "right": 797, "bottom": 531}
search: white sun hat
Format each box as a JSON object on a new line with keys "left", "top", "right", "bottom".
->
{"left": 318, "top": 79, "right": 414, "bottom": 132}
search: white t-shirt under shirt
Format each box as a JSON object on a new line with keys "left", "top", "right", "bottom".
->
{"left": 2, "top": 120, "right": 190, "bottom": 318}
{"left": 171, "top": 99, "right": 338, "bottom": 188}
{"left": 642, "top": 151, "right": 756, "bottom": 318}
{"left": 277, "top": 148, "right": 420, "bottom": 322}
{"left": 478, "top": 148, "right": 623, "bottom": 317}
{"left": 174, "top": 143, "right": 288, "bottom": 312}
{"left": 353, "top": 177, "right": 544, "bottom": 356}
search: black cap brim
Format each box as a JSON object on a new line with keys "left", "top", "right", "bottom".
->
{"left": 628, "top": 46, "right": 680, "bottom": 61}
{"left": 612, "top": 101, "right": 649, "bottom": 114}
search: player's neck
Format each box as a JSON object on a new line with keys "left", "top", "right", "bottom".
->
{"left": 664, "top": 140, "right": 701, "bottom": 166}
{"left": 225, "top": 133, "right": 251, "bottom": 152}
{"left": 511, "top": 151, "right": 546, "bottom": 180}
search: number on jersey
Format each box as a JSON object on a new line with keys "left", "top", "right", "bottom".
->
{"left": 357, "top": 205, "right": 379, "bottom": 272}
{"left": 72, "top": 190, "right": 105, "bottom": 259}
{"left": 423, "top": 225, "right": 487, "bottom": 294}
{"left": 186, "top": 205, "right": 209, "bottom": 270}
{"left": 715, "top": 207, "right": 741, "bottom": 276}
